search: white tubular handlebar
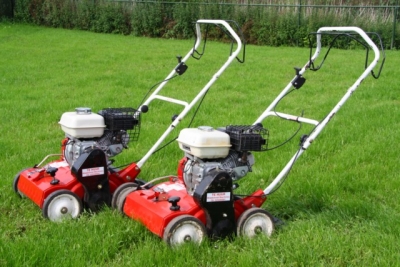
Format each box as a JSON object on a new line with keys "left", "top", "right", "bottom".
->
{"left": 140, "top": 20, "right": 242, "bottom": 109}
{"left": 301, "top": 27, "right": 380, "bottom": 151}
{"left": 137, "top": 20, "right": 243, "bottom": 168}
{"left": 263, "top": 27, "right": 381, "bottom": 195}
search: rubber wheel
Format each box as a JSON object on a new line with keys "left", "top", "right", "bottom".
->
{"left": 163, "top": 215, "right": 207, "bottom": 247}
{"left": 115, "top": 187, "right": 137, "bottom": 213}
{"left": 111, "top": 182, "right": 138, "bottom": 209}
{"left": 12, "top": 168, "right": 30, "bottom": 198}
{"left": 236, "top": 208, "right": 274, "bottom": 238}
{"left": 42, "top": 190, "right": 83, "bottom": 222}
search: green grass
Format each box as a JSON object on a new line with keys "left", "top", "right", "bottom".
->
{"left": 1, "top": 22, "right": 399, "bottom": 266}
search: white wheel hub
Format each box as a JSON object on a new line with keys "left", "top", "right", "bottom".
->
{"left": 241, "top": 213, "right": 273, "bottom": 237}
{"left": 169, "top": 221, "right": 204, "bottom": 245}
{"left": 46, "top": 193, "right": 81, "bottom": 221}
{"left": 237, "top": 208, "right": 275, "bottom": 238}
{"left": 163, "top": 215, "right": 207, "bottom": 246}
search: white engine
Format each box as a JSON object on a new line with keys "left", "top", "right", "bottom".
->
{"left": 59, "top": 107, "right": 140, "bottom": 166}
{"left": 177, "top": 126, "right": 267, "bottom": 195}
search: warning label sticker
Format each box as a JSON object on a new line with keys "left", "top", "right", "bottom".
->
{"left": 82, "top": 167, "right": 105, "bottom": 177}
{"left": 206, "top": 192, "right": 231, "bottom": 202}
{"left": 47, "top": 161, "right": 69, "bottom": 169}
{"left": 155, "top": 183, "right": 186, "bottom": 192}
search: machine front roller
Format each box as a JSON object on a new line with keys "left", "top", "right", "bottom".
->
{"left": 236, "top": 208, "right": 275, "bottom": 238}
{"left": 163, "top": 215, "right": 207, "bottom": 247}
{"left": 111, "top": 182, "right": 138, "bottom": 210}
{"left": 42, "top": 189, "right": 83, "bottom": 222}
{"left": 113, "top": 184, "right": 139, "bottom": 213}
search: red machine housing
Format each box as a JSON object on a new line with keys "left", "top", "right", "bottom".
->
{"left": 123, "top": 158, "right": 267, "bottom": 239}
{"left": 16, "top": 137, "right": 141, "bottom": 216}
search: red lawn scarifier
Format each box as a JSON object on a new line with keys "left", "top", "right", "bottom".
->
{"left": 13, "top": 20, "right": 246, "bottom": 221}
{"left": 114, "top": 26, "right": 385, "bottom": 246}
{"left": 13, "top": 107, "right": 142, "bottom": 221}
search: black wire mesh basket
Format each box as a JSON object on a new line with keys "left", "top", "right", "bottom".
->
{"left": 225, "top": 125, "right": 268, "bottom": 151}
{"left": 98, "top": 108, "right": 141, "bottom": 143}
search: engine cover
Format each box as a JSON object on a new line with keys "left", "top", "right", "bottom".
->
{"left": 59, "top": 107, "right": 105, "bottom": 138}
{"left": 193, "top": 169, "right": 235, "bottom": 239}
{"left": 177, "top": 126, "right": 231, "bottom": 159}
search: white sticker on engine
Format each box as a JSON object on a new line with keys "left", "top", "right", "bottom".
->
{"left": 206, "top": 192, "right": 231, "bottom": 202}
{"left": 82, "top": 167, "right": 105, "bottom": 177}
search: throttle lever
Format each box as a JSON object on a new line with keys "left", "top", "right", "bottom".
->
{"left": 292, "top": 67, "right": 306, "bottom": 89}
{"left": 175, "top": 55, "right": 188, "bottom": 75}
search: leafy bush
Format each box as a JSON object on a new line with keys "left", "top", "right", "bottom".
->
{"left": 131, "top": 2, "right": 164, "bottom": 37}
{"left": 11, "top": 0, "right": 400, "bottom": 49}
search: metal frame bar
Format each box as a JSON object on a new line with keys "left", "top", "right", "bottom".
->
{"left": 262, "top": 27, "right": 381, "bottom": 195}
{"left": 136, "top": 19, "right": 243, "bottom": 168}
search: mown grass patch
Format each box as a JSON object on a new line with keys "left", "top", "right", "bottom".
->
{"left": 1, "top": 23, "right": 399, "bottom": 266}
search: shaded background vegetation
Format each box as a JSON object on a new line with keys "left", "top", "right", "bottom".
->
{"left": 2, "top": 0, "right": 398, "bottom": 49}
